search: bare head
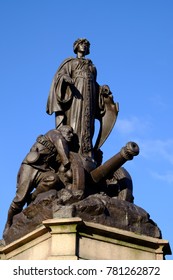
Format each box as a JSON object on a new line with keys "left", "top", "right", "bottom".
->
{"left": 59, "top": 125, "right": 74, "bottom": 142}
{"left": 73, "top": 38, "right": 90, "bottom": 57}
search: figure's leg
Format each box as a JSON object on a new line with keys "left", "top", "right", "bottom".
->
{"left": 3, "top": 201, "right": 24, "bottom": 238}
{"left": 3, "top": 164, "right": 37, "bottom": 236}
{"left": 30, "top": 171, "right": 60, "bottom": 201}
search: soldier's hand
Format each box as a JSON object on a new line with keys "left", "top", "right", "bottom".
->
{"left": 59, "top": 162, "right": 70, "bottom": 173}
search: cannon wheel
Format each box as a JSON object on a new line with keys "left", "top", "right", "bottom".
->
{"left": 106, "top": 167, "right": 134, "bottom": 202}
{"left": 70, "top": 152, "right": 85, "bottom": 191}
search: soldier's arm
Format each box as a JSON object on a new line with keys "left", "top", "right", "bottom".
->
{"left": 48, "top": 130, "right": 70, "bottom": 168}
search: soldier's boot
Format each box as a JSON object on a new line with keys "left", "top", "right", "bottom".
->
{"left": 3, "top": 202, "right": 22, "bottom": 238}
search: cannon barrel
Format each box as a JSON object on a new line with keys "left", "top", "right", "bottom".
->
{"left": 90, "top": 142, "right": 139, "bottom": 183}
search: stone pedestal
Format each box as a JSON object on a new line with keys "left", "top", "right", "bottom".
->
{"left": 0, "top": 218, "right": 171, "bottom": 260}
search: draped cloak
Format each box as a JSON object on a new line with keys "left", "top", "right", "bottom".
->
{"left": 46, "top": 57, "right": 105, "bottom": 157}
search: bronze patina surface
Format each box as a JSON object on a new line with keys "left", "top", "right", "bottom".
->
{"left": 3, "top": 39, "right": 159, "bottom": 246}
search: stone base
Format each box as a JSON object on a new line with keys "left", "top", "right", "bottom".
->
{"left": 0, "top": 218, "right": 171, "bottom": 260}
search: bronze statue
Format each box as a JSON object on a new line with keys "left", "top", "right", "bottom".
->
{"left": 46, "top": 38, "right": 119, "bottom": 160}
{"left": 3, "top": 125, "right": 74, "bottom": 237}
{"left": 3, "top": 39, "right": 141, "bottom": 244}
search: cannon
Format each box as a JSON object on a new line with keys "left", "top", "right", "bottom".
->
{"left": 28, "top": 142, "right": 139, "bottom": 204}
{"left": 90, "top": 141, "right": 139, "bottom": 183}
{"left": 67, "top": 142, "right": 139, "bottom": 196}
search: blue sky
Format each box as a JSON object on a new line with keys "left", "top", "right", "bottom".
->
{"left": 0, "top": 0, "right": 173, "bottom": 259}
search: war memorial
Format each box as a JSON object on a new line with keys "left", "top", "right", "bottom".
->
{"left": 0, "top": 38, "right": 171, "bottom": 260}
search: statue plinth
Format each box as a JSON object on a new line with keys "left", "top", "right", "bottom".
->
{"left": 0, "top": 217, "right": 171, "bottom": 260}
